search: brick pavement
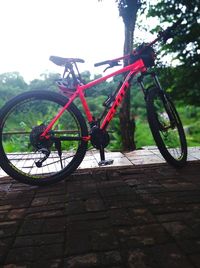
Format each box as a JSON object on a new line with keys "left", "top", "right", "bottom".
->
{"left": 0, "top": 151, "right": 200, "bottom": 267}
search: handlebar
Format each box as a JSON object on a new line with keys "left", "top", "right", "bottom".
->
{"left": 161, "top": 17, "right": 183, "bottom": 41}
{"left": 94, "top": 18, "right": 183, "bottom": 68}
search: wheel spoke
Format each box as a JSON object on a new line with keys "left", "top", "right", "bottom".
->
{"left": 0, "top": 91, "right": 88, "bottom": 185}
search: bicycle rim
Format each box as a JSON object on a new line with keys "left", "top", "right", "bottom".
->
{"left": 0, "top": 91, "right": 88, "bottom": 185}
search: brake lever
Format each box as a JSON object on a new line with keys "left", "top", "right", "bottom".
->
{"left": 103, "top": 62, "right": 121, "bottom": 72}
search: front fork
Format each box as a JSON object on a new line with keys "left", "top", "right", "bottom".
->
{"left": 138, "top": 71, "right": 175, "bottom": 129}
{"left": 137, "top": 71, "right": 163, "bottom": 97}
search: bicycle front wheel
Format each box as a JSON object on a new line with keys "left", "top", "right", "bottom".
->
{"left": 146, "top": 87, "right": 187, "bottom": 167}
{"left": 0, "top": 90, "right": 88, "bottom": 185}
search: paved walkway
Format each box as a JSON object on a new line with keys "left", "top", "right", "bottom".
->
{"left": 1, "top": 147, "right": 200, "bottom": 178}
{"left": 0, "top": 147, "right": 200, "bottom": 267}
{"left": 78, "top": 146, "right": 200, "bottom": 169}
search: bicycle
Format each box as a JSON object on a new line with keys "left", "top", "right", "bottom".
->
{"left": 0, "top": 19, "right": 187, "bottom": 186}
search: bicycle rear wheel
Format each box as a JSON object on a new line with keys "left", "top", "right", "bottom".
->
{"left": 0, "top": 90, "right": 88, "bottom": 185}
{"left": 146, "top": 87, "right": 187, "bottom": 167}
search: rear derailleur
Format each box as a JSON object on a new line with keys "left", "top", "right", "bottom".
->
{"left": 29, "top": 124, "right": 63, "bottom": 168}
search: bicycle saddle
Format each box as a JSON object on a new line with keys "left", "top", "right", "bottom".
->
{"left": 49, "top": 56, "right": 85, "bottom": 66}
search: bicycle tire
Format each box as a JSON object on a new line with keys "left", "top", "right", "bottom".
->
{"left": 146, "top": 87, "right": 187, "bottom": 167}
{"left": 0, "top": 90, "right": 88, "bottom": 185}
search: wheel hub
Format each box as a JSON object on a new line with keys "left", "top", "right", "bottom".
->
{"left": 30, "top": 124, "right": 53, "bottom": 150}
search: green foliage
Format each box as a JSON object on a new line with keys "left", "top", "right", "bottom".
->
{"left": 148, "top": 0, "right": 199, "bottom": 65}
{"left": 147, "top": 0, "right": 200, "bottom": 105}
{"left": 0, "top": 70, "right": 200, "bottom": 152}
{"left": 0, "top": 72, "right": 27, "bottom": 107}
{"left": 0, "top": 72, "right": 62, "bottom": 108}
{"left": 135, "top": 120, "right": 154, "bottom": 148}
{"left": 158, "top": 66, "right": 200, "bottom": 105}
{"left": 28, "top": 72, "right": 59, "bottom": 92}
{"left": 177, "top": 105, "right": 200, "bottom": 146}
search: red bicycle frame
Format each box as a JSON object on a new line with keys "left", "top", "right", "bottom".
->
{"left": 41, "top": 58, "right": 146, "bottom": 138}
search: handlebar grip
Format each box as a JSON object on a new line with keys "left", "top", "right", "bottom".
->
{"left": 161, "top": 17, "right": 183, "bottom": 42}
{"left": 169, "top": 17, "right": 183, "bottom": 31}
{"left": 94, "top": 60, "right": 111, "bottom": 67}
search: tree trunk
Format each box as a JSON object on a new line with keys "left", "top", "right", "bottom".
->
{"left": 119, "top": 13, "right": 137, "bottom": 151}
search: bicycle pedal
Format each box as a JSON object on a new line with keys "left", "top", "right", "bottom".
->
{"left": 98, "top": 159, "right": 114, "bottom": 166}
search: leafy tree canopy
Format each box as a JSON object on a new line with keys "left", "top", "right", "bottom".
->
{"left": 0, "top": 72, "right": 27, "bottom": 90}
{"left": 0, "top": 72, "right": 27, "bottom": 107}
{"left": 148, "top": 0, "right": 199, "bottom": 66}
{"left": 147, "top": 0, "right": 200, "bottom": 105}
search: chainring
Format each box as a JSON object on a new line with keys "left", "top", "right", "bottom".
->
{"left": 90, "top": 126, "right": 110, "bottom": 149}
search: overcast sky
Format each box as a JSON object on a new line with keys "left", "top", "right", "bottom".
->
{"left": 0, "top": 0, "right": 155, "bottom": 82}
